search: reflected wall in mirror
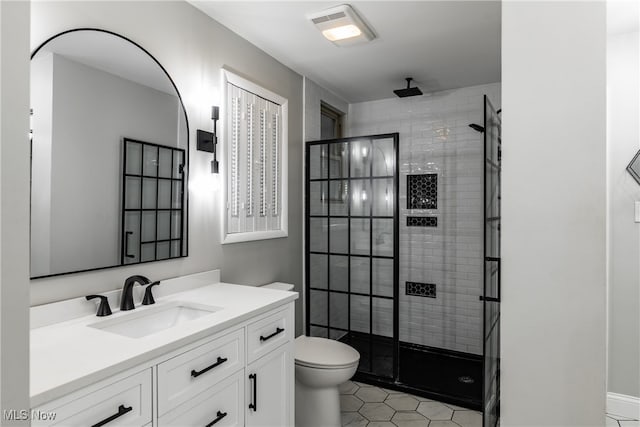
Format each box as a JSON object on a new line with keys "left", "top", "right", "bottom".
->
{"left": 30, "top": 29, "right": 189, "bottom": 278}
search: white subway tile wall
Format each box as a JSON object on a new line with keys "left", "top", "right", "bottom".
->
{"left": 347, "top": 83, "right": 501, "bottom": 355}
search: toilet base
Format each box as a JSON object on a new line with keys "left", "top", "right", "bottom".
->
{"left": 295, "top": 379, "right": 341, "bottom": 427}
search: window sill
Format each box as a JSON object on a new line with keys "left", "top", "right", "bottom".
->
{"left": 222, "top": 230, "right": 288, "bottom": 244}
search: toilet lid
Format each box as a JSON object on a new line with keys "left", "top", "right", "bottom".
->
{"left": 295, "top": 336, "right": 360, "bottom": 369}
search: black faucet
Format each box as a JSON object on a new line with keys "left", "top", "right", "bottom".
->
{"left": 142, "top": 281, "right": 160, "bottom": 305}
{"left": 120, "top": 275, "right": 151, "bottom": 311}
{"left": 86, "top": 294, "right": 112, "bottom": 316}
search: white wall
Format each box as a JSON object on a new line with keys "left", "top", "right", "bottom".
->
{"left": 30, "top": 1, "right": 304, "bottom": 334}
{"left": 346, "top": 83, "right": 500, "bottom": 355}
{"left": 607, "top": 28, "right": 640, "bottom": 398}
{"left": 0, "top": 0, "right": 31, "bottom": 421}
{"left": 501, "top": 2, "right": 607, "bottom": 425}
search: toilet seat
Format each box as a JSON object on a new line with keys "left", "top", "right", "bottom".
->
{"left": 295, "top": 336, "right": 360, "bottom": 369}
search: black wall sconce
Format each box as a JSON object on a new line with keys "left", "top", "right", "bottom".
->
{"left": 197, "top": 106, "right": 220, "bottom": 173}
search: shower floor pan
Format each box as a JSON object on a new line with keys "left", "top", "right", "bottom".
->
{"left": 340, "top": 332, "right": 482, "bottom": 411}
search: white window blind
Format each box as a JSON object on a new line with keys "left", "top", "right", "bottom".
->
{"left": 225, "top": 82, "right": 284, "bottom": 238}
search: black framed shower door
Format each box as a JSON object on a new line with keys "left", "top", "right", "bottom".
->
{"left": 482, "top": 95, "right": 501, "bottom": 427}
{"left": 121, "top": 138, "right": 186, "bottom": 265}
{"left": 304, "top": 115, "right": 501, "bottom": 417}
{"left": 305, "top": 133, "right": 400, "bottom": 381}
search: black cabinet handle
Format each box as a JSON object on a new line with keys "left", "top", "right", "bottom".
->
{"left": 248, "top": 373, "right": 257, "bottom": 412}
{"left": 91, "top": 405, "right": 132, "bottom": 427}
{"left": 260, "top": 327, "right": 284, "bottom": 342}
{"left": 191, "top": 357, "right": 228, "bottom": 378}
{"left": 124, "top": 231, "right": 135, "bottom": 259}
{"left": 205, "top": 411, "right": 227, "bottom": 427}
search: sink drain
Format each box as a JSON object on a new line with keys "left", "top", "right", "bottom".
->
{"left": 458, "top": 376, "right": 475, "bottom": 384}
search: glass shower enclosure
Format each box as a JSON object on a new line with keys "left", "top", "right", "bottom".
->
{"left": 305, "top": 133, "right": 399, "bottom": 380}
{"left": 305, "top": 96, "right": 501, "bottom": 425}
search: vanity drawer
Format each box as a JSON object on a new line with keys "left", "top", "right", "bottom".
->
{"left": 32, "top": 368, "right": 151, "bottom": 427}
{"left": 246, "top": 306, "right": 293, "bottom": 363}
{"left": 157, "top": 328, "right": 244, "bottom": 415}
{"left": 158, "top": 369, "right": 244, "bottom": 427}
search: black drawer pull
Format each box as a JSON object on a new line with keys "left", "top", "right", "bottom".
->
{"left": 248, "top": 373, "right": 257, "bottom": 411}
{"left": 91, "top": 405, "right": 132, "bottom": 427}
{"left": 205, "top": 410, "right": 227, "bottom": 427}
{"left": 260, "top": 327, "right": 284, "bottom": 342}
{"left": 191, "top": 356, "right": 228, "bottom": 378}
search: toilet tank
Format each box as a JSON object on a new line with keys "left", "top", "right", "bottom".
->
{"left": 261, "top": 282, "right": 295, "bottom": 291}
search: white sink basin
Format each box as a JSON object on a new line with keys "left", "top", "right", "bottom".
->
{"left": 88, "top": 301, "right": 222, "bottom": 338}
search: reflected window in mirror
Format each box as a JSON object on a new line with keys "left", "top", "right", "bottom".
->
{"left": 30, "top": 29, "right": 189, "bottom": 278}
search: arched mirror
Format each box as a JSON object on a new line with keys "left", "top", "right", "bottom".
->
{"left": 30, "top": 29, "right": 189, "bottom": 279}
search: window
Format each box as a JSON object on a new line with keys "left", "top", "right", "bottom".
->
{"left": 222, "top": 70, "right": 288, "bottom": 243}
{"left": 320, "top": 102, "right": 343, "bottom": 139}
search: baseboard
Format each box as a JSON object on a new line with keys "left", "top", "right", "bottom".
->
{"left": 607, "top": 392, "right": 640, "bottom": 420}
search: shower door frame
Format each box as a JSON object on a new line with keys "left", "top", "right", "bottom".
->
{"left": 482, "top": 95, "right": 501, "bottom": 427}
{"left": 305, "top": 133, "right": 400, "bottom": 381}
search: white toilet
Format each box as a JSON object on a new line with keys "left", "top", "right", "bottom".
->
{"left": 294, "top": 335, "right": 360, "bottom": 427}
{"left": 261, "top": 283, "right": 360, "bottom": 427}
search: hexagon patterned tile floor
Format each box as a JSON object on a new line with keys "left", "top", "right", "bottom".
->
{"left": 340, "top": 381, "right": 481, "bottom": 427}
{"left": 340, "top": 380, "right": 640, "bottom": 427}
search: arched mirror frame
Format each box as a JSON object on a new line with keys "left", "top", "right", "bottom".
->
{"left": 30, "top": 28, "right": 190, "bottom": 279}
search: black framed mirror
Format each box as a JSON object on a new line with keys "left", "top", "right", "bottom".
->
{"left": 627, "top": 149, "right": 640, "bottom": 186}
{"left": 30, "top": 29, "right": 189, "bottom": 279}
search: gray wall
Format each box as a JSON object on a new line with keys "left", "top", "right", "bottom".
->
{"left": 303, "top": 77, "right": 348, "bottom": 142}
{"left": 607, "top": 28, "right": 640, "bottom": 398}
{"left": 501, "top": 2, "right": 607, "bottom": 425}
{"left": 0, "top": 0, "right": 31, "bottom": 421}
{"left": 30, "top": 1, "right": 304, "bottom": 335}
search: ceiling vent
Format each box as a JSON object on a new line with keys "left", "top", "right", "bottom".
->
{"left": 307, "top": 4, "right": 376, "bottom": 46}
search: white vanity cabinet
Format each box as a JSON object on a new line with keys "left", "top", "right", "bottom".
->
{"left": 158, "top": 370, "right": 244, "bottom": 427}
{"left": 156, "top": 328, "right": 245, "bottom": 416}
{"left": 31, "top": 301, "right": 295, "bottom": 427}
{"left": 31, "top": 368, "right": 152, "bottom": 427}
{"left": 245, "top": 344, "right": 293, "bottom": 427}
{"left": 245, "top": 307, "right": 294, "bottom": 427}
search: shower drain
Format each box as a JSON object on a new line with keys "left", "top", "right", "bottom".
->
{"left": 458, "top": 376, "right": 475, "bottom": 384}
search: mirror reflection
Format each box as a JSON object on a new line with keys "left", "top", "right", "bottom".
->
{"left": 30, "top": 29, "right": 189, "bottom": 278}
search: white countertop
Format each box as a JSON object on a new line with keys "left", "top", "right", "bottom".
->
{"left": 30, "top": 282, "right": 297, "bottom": 408}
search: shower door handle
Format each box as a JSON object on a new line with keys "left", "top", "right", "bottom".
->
{"left": 124, "top": 231, "right": 135, "bottom": 259}
{"left": 479, "top": 296, "right": 500, "bottom": 302}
